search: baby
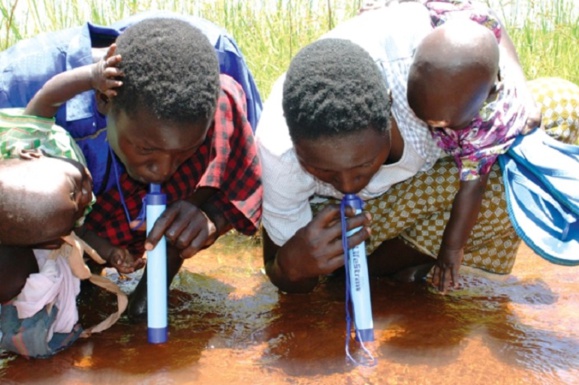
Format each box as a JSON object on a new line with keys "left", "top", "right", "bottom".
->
{"left": 0, "top": 46, "right": 135, "bottom": 357}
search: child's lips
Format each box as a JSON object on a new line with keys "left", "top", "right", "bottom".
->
{"left": 81, "top": 190, "right": 92, "bottom": 205}
{"left": 139, "top": 173, "right": 167, "bottom": 185}
{"left": 126, "top": 168, "right": 150, "bottom": 185}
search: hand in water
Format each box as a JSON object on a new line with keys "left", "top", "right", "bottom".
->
{"left": 431, "top": 247, "right": 463, "bottom": 293}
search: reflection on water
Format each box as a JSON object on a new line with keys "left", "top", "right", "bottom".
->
{"left": 1, "top": 233, "right": 578, "bottom": 385}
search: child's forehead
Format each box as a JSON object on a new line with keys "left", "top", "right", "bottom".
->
{"left": 113, "top": 106, "right": 210, "bottom": 148}
{"left": 2, "top": 156, "right": 81, "bottom": 187}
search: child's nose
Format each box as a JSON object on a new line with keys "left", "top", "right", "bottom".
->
{"left": 80, "top": 188, "right": 92, "bottom": 208}
{"left": 333, "top": 172, "right": 363, "bottom": 195}
{"left": 146, "top": 156, "right": 175, "bottom": 183}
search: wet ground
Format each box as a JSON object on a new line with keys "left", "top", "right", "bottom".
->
{"left": 1, "top": 233, "right": 578, "bottom": 385}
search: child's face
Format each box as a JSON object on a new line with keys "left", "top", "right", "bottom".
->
{"left": 106, "top": 107, "right": 210, "bottom": 184}
{"left": 0, "top": 155, "right": 93, "bottom": 247}
{"left": 409, "top": 69, "right": 499, "bottom": 132}
{"left": 37, "top": 156, "right": 93, "bottom": 246}
{"left": 294, "top": 127, "right": 391, "bottom": 195}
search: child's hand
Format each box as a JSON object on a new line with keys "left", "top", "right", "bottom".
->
{"left": 91, "top": 43, "right": 124, "bottom": 98}
{"left": 431, "top": 247, "right": 463, "bottom": 294}
{"left": 523, "top": 108, "right": 542, "bottom": 134}
{"left": 105, "top": 246, "right": 145, "bottom": 274}
{"left": 522, "top": 95, "right": 542, "bottom": 134}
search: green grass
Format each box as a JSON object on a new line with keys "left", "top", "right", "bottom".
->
{"left": 1, "top": 0, "right": 579, "bottom": 97}
{"left": 487, "top": 0, "right": 579, "bottom": 84}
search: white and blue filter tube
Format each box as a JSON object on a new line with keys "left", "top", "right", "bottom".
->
{"left": 340, "top": 193, "right": 375, "bottom": 365}
{"left": 146, "top": 183, "right": 168, "bottom": 344}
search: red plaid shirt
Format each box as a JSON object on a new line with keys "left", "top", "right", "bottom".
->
{"left": 84, "top": 75, "right": 262, "bottom": 256}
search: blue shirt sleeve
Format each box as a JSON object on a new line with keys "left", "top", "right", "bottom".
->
{"left": 0, "top": 25, "right": 84, "bottom": 109}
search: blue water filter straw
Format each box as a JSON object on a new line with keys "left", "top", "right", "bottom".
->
{"left": 343, "top": 194, "right": 374, "bottom": 342}
{"left": 146, "top": 183, "right": 168, "bottom": 344}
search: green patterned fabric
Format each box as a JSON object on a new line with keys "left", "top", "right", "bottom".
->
{"left": 0, "top": 108, "right": 86, "bottom": 164}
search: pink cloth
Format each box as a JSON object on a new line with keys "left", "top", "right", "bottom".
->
{"left": 13, "top": 249, "right": 81, "bottom": 341}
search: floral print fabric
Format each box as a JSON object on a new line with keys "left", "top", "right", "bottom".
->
{"left": 422, "top": 0, "right": 527, "bottom": 180}
{"left": 429, "top": 77, "right": 527, "bottom": 180}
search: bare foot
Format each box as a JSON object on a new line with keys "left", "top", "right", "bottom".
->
{"left": 390, "top": 262, "right": 435, "bottom": 283}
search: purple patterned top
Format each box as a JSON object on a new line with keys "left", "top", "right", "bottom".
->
{"left": 428, "top": 77, "right": 526, "bottom": 180}
{"left": 425, "top": 0, "right": 503, "bottom": 41}
{"left": 422, "top": 0, "right": 528, "bottom": 180}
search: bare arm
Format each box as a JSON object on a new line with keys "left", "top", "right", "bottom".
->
{"left": 24, "top": 44, "right": 123, "bottom": 119}
{"left": 262, "top": 227, "right": 320, "bottom": 294}
{"left": 433, "top": 173, "right": 489, "bottom": 292}
{"left": 76, "top": 226, "right": 145, "bottom": 274}
{"left": 443, "top": 174, "right": 488, "bottom": 250}
{"left": 196, "top": 188, "right": 233, "bottom": 245}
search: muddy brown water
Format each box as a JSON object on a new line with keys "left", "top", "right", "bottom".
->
{"left": 1, "top": 233, "right": 578, "bottom": 385}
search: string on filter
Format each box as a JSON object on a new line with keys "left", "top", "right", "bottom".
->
{"left": 110, "top": 146, "right": 145, "bottom": 229}
{"left": 340, "top": 194, "right": 377, "bottom": 367}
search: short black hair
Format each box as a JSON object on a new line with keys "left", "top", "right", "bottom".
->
{"left": 282, "top": 38, "right": 391, "bottom": 142}
{"left": 113, "top": 18, "right": 220, "bottom": 123}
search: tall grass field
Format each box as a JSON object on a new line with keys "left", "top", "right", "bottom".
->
{"left": 1, "top": 0, "right": 578, "bottom": 106}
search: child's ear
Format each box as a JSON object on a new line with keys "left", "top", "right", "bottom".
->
{"left": 95, "top": 90, "right": 112, "bottom": 115}
{"left": 18, "top": 148, "right": 44, "bottom": 160}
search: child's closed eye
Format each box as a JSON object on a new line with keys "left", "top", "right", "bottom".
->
{"left": 135, "top": 145, "right": 155, "bottom": 154}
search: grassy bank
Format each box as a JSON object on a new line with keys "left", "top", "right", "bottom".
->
{"left": 1, "top": 0, "right": 578, "bottom": 99}
{"left": 490, "top": 0, "right": 579, "bottom": 83}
